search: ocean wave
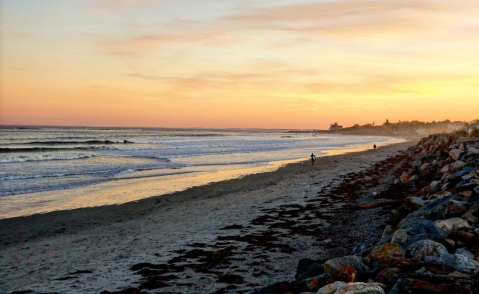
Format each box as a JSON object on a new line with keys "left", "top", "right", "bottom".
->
{"left": 0, "top": 154, "right": 94, "bottom": 163}
{"left": 31, "top": 139, "right": 134, "bottom": 145}
{"left": 0, "top": 146, "right": 121, "bottom": 153}
{"left": 113, "top": 169, "right": 136, "bottom": 177}
{"left": 0, "top": 173, "right": 66, "bottom": 181}
{"left": 2, "top": 139, "right": 134, "bottom": 146}
{"left": 0, "top": 170, "right": 111, "bottom": 181}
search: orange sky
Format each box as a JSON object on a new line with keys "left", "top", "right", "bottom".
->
{"left": 1, "top": 0, "right": 478, "bottom": 129}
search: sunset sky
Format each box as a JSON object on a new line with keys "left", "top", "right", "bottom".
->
{"left": 1, "top": 0, "right": 478, "bottom": 129}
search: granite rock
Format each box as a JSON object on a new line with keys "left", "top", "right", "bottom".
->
{"left": 335, "top": 282, "right": 385, "bottom": 294}
{"left": 374, "top": 268, "right": 401, "bottom": 285}
{"left": 407, "top": 240, "right": 448, "bottom": 261}
{"left": 450, "top": 149, "right": 464, "bottom": 161}
{"left": 406, "top": 197, "right": 425, "bottom": 209}
{"left": 324, "top": 256, "right": 370, "bottom": 275}
{"left": 445, "top": 200, "right": 470, "bottom": 218}
{"left": 364, "top": 244, "right": 405, "bottom": 268}
{"left": 390, "top": 229, "right": 409, "bottom": 245}
{"left": 317, "top": 281, "right": 346, "bottom": 294}
{"left": 451, "top": 160, "right": 466, "bottom": 173}
{"left": 434, "top": 217, "right": 471, "bottom": 234}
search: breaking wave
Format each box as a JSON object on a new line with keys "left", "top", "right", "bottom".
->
{"left": 0, "top": 154, "right": 93, "bottom": 163}
{"left": 18, "top": 140, "right": 134, "bottom": 145}
{"left": 0, "top": 146, "right": 121, "bottom": 153}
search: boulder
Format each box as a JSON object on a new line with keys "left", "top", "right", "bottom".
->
{"left": 434, "top": 218, "right": 471, "bottom": 234}
{"left": 374, "top": 267, "right": 401, "bottom": 285}
{"left": 398, "top": 218, "right": 439, "bottom": 236}
{"left": 324, "top": 256, "right": 370, "bottom": 275}
{"left": 451, "top": 160, "right": 466, "bottom": 173}
{"left": 454, "top": 253, "right": 479, "bottom": 274}
{"left": 399, "top": 172, "right": 409, "bottom": 183}
{"left": 409, "top": 175, "right": 419, "bottom": 182}
{"left": 391, "top": 229, "right": 409, "bottom": 245}
{"left": 458, "top": 207, "right": 478, "bottom": 224}
{"left": 406, "top": 197, "right": 425, "bottom": 209}
{"left": 445, "top": 200, "right": 470, "bottom": 218}
{"left": 456, "top": 248, "right": 475, "bottom": 259}
{"left": 450, "top": 149, "right": 464, "bottom": 161}
{"left": 448, "top": 231, "right": 475, "bottom": 243}
{"left": 296, "top": 258, "right": 323, "bottom": 281}
{"left": 335, "top": 282, "right": 385, "bottom": 294}
{"left": 424, "top": 252, "right": 479, "bottom": 274}
{"left": 456, "top": 182, "right": 478, "bottom": 193}
{"left": 468, "top": 147, "right": 479, "bottom": 155}
{"left": 396, "top": 273, "right": 476, "bottom": 294}
{"left": 303, "top": 273, "right": 331, "bottom": 291}
{"left": 382, "top": 225, "right": 393, "bottom": 237}
{"left": 429, "top": 181, "right": 441, "bottom": 193}
{"left": 407, "top": 240, "right": 448, "bottom": 261}
{"left": 424, "top": 252, "right": 456, "bottom": 271}
{"left": 440, "top": 164, "right": 451, "bottom": 173}
{"left": 364, "top": 243, "right": 406, "bottom": 268}
{"left": 317, "top": 281, "right": 346, "bottom": 294}
{"left": 403, "top": 193, "right": 462, "bottom": 221}
{"left": 453, "top": 167, "right": 477, "bottom": 179}
{"left": 327, "top": 266, "right": 357, "bottom": 283}
{"left": 419, "top": 163, "right": 431, "bottom": 177}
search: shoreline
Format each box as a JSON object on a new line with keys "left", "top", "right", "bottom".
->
{"left": 0, "top": 140, "right": 416, "bottom": 293}
{"left": 0, "top": 136, "right": 406, "bottom": 220}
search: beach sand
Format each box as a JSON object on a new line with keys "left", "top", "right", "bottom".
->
{"left": 0, "top": 140, "right": 417, "bottom": 294}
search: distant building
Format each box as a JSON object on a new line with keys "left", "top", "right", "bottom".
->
{"left": 425, "top": 127, "right": 445, "bottom": 134}
{"left": 329, "top": 122, "right": 343, "bottom": 131}
{"left": 447, "top": 121, "right": 465, "bottom": 133}
{"left": 416, "top": 127, "right": 428, "bottom": 136}
{"left": 467, "top": 120, "right": 479, "bottom": 135}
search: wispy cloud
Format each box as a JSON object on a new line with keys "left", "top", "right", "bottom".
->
{"left": 95, "top": 0, "right": 468, "bottom": 56}
{"left": 90, "top": 0, "right": 155, "bottom": 14}
{"left": 224, "top": 0, "right": 446, "bottom": 36}
{"left": 98, "top": 30, "right": 245, "bottom": 55}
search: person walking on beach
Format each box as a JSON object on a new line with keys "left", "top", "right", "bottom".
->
{"left": 311, "top": 153, "right": 316, "bottom": 166}
{"left": 373, "top": 144, "right": 377, "bottom": 150}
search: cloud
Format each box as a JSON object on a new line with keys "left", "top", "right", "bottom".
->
{"left": 222, "top": 0, "right": 448, "bottom": 38}
{"left": 90, "top": 0, "right": 155, "bottom": 14}
{"left": 98, "top": 30, "right": 245, "bottom": 55}
{"left": 125, "top": 70, "right": 275, "bottom": 91}
{"left": 96, "top": 0, "right": 479, "bottom": 56}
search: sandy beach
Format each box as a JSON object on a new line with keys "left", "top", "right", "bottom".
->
{"left": 0, "top": 140, "right": 417, "bottom": 294}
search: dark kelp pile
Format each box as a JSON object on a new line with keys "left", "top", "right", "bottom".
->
{"left": 98, "top": 144, "right": 416, "bottom": 293}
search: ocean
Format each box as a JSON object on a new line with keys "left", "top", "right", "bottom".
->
{"left": 0, "top": 127, "right": 404, "bottom": 218}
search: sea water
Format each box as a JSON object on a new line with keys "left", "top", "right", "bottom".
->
{"left": 0, "top": 127, "right": 404, "bottom": 218}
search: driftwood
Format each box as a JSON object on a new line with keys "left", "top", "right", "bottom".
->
{"left": 345, "top": 199, "right": 406, "bottom": 210}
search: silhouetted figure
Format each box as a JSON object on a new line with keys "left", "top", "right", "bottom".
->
{"left": 373, "top": 144, "right": 377, "bottom": 150}
{"left": 311, "top": 153, "right": 316, "bottom": 165}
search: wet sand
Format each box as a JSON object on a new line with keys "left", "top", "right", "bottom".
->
{"left": 0, "top": 140, "right": 417, "bottom": 294}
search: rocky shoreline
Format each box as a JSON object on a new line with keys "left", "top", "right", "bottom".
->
{"left": 251, "top": 134, "right": 479, "bottom": 294}
{"left": 6, "top": 136, "right": 479, "bottom": 294}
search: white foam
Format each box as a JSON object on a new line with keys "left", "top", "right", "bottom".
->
{"left": 0, "top": 173, "right": 65, "bottom": 181}
{"left": 114, "top": 169, "right": 136, "bottom": 177}
{"left": 0, "top": 154, "right": 93, "bottom": 163}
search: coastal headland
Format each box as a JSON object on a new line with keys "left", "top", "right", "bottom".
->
{"left": 2, "top": 135, "right": 478, "bottom": 293}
